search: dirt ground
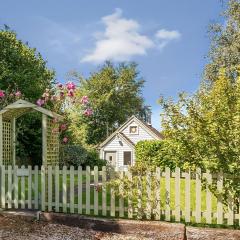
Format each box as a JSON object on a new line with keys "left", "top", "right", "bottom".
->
{"left": 0, "top": 214, "right": 163, "bottom": 240}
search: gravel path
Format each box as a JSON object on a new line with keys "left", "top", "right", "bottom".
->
{"left": 0, "top": 215, "right": 154, "bottom": 240}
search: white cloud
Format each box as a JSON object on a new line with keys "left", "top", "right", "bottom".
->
{"left": 155, "top": 29, "right": 181, "bottom": 50}
{"left": 155, "top": 29, "right": 181, "bottom": 40}
{"left": 81, "top": 9, "right": 154, "bottom": 63}
{"left": 81, "top": 9, "right": 182, "bottom": 63}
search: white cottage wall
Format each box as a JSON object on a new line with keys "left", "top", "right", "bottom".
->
{"left": 122, "top": 120, "right": 155, "bottom": 144}
{"left": 101, "top": 135, "right": 133, "bottom": 169}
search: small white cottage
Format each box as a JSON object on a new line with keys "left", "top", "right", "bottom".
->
{"left": 99, "top": 115, "right": 163, "bottom": 170}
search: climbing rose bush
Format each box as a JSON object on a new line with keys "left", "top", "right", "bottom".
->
{"left": 36, "top": 81, "right": 93, "bottom": 144}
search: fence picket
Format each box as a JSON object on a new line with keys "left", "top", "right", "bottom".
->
{"left": 155, "top": 167, "right": 161, "bottom": 220}
{"left": 70, "top": 166, "right": 74, "bottom": 214}
{"left": 119, "top": 171, "right": 124, "bottom": 218}
{"left": 206, "top": 170, "right": 212, "bottom": 224}
{"left": 195, "top": 168, "right": 201, "bottom": 223}
{"left": 28, "top": 166, "right": 32, "bottom": 209}
{"left": 185, "top": 170, "right": 191, "bottom": 223}
{"left": 1, "top": 164, "right": 239, "bottom": 227}
{"left": 146, "top": 171, "right": 152, "bottom": 220}
{"left": 77, "top": 166, "right": 82, "bottom": 214}
{"left": 41, "top": 165, "right": 45, "bottom": 211}
{"left": 102, "top": 166, "right": 107, "bottom": 216}
{"left": 217, "top": 171, "right": 223, "bottom": 225}
{"left": 7, "top": 165, "right": 12, "bottom": 209}
{"left": 86, "top": 166, "right": 90, "bottom": 215}
{"left": 21, "top": 165, "right": 25, "bottom": 209}
{"left": 34, "top": 166, "right": 38, "bottom": 209}
{"left": 227, "top": 194, "right": 234, "bottom": 225}
{"left": 55, "top": 166, "right": 59, "bottom": 212}
{"left": 110, "top": 169, "right": 115, "bottom": 217}
{"left": 14, "top": 165, "right": 18, "bottom": 209}
{"left": 175, "top": 167, "right": 181, "bottom": 222}
{"left": 128, "top": 171, "right": 133, "bottom": 219}
{"left": 62, "top": 166, "right": 67, "bottom": 213}
{"left": 165, "top": 167, "right": 171, "bottom": 221}
{"left": 137, "top": 175, "right": 142, "bottom": 220}
{"left": 94, "top": 166, "right": 98, "bottom": 215}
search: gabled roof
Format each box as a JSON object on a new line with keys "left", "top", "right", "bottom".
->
{"left": 0, "top": 99, "right": 63, "bottom": 121}
{"left": 99, "top": 115, "right": 163, "bottom": 148}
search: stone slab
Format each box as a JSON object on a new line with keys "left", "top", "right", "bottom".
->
{"left": 186, "top": 226, "right": 240, "bottom": 240}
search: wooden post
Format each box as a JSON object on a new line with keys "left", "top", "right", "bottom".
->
{"left": 11, "top": 117, "right": 16, "bottom": 165}
{"left": 42, "top": 114, "right": 47, "bottom": 166}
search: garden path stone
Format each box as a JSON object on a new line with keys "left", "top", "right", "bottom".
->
{"left": 186, "top": 226, "right": 240, "bottom": 240}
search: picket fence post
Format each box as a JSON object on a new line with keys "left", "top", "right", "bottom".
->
{"left": 77, "top": 166, "right": 82, "bottom": 214}
{"left": 175, "top": 167, "right": 181, "bottom": 222}
{"left": 206, "top": 170, "right": 212, "bottom": 224}
{"left": 86, "top": 166, "right": 90, "bottom": 215}
{"left": 155, "top": 167, "right": 161, "bottom": 220}
{"left": 217, "top": 170, "right": 223, "bottom": 225}
{"left": 165, "top": 167, "right": 171, "bottom": 221}
{"left": 102, "top": 166, "right": 107, "bottom": 216}
{"left": 70, "top": 166, "right": 75, "bottom": 214}
{"left": 185, "top": 170, "right": 191, "bottom": 222}
{"left": 94, "top": 166, "right": 98, "bottom": 215}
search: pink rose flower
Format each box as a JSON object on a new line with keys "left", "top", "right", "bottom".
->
{"left": 60, "top": 124, "right": 67, "bottom": 131}
{"left": 84, "top": 108, "right": 93, "bottom": 116}
{"left": 80, "top": 96, "right": 89, "bottom": 104}
{"left": 63, "top": 137, "right": 68, "bottom": 144}
{"left": 15, "top": 91, "right": 22, "bottom": 97}
{"left": 0, "top": 90, "right": 5, "bottom": 98}
{"left": 67, "top": 89, "right": 74, "bottom": 97}
{"left": 66, "top": 81, "right": 76, "bottom": 90}
{"left": 36, "top": 99, "right": 45, "bottom": 107}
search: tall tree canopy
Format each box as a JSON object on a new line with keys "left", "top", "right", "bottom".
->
{"left": 68, "top": 62, "right": 145, "bottom": 146}
{"left": 205, "top": 0, "right": 240, "bottom": 83}
{"left": 0, "top": 28, "right": 55, "bottom": 100}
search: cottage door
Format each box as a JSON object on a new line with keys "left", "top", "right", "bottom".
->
{"left": 105, "top": 151, "right": 116, "bottom": 167}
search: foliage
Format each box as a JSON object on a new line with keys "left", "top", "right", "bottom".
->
{"left": 60, "top": 145, "right": 106, "bottom": 169}
{"left": 205, "top": 0, "right": 240, "bottom": 84}
{"left": 159, "top": 68, "right": 240, "bottom": 204}
{"left": 135, "top": 140, "right": 177, "bottom": 170}
{"left": 0, "top": 28, "right": 55, "bottom": 101}
{"left": 67, "top": 61, "right": 145, "bottom": 146}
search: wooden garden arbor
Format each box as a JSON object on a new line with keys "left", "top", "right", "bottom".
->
{"left": 0, "top": 99, "right": 63, "bottom": 166}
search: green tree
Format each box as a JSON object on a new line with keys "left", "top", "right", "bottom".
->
{"left": 68, "top": 61, "right": 145, "bottom": 146}
{"left": 205, "top": 0, "right": 240, "bottom": 84}
{"left": 0, "top": 28, "right": 55, "bottom": 100}
{"left": 159, "top": 1, "right": 240, "bottom": 204}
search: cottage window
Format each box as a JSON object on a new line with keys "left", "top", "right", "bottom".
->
{"left": 123, "top": 151, "right": 131, "bottom": 165}
{"left": 129, "top": 126, "right": 138, "bottom": 134}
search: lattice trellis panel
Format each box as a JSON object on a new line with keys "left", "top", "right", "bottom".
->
{"left": 46, "top": 117, "right": 60, "bottom": 165}
{"left": 2, "top": 121, "right": 12, "bottom": 165}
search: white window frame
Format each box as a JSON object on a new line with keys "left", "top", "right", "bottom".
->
{"left": 129, "top": 125, "right": 139, "bottom": 135}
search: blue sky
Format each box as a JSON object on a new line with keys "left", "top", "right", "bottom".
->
{"left": 0, "top": 0, "right": 225, "bottom": 129}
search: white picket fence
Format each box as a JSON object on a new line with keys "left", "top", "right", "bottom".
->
{"left": 0, "top": 165, "right": 239, "bottom": 226}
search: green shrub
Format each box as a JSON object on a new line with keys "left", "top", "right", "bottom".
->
{"left": 135, "top": 140, "right": 177, "bottom": 170}
{"left": 60, "top": 145, "right": 106, "bottom": 169}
